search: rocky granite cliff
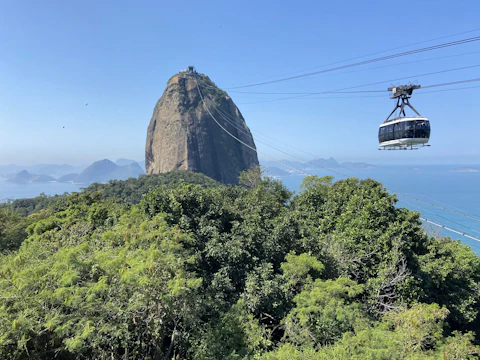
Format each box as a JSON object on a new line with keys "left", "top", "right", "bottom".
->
{"left": 145, "top": 71, "right": 259, "bottom": 184}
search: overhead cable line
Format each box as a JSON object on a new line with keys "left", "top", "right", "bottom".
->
{"left": 418, "top": 85, "right": 480, "bottom": 95}
{"left": 415, "top": 194, "right": 480, "bottom": 220}
{"left": 225, "top": 74, "right": 480, "bottom": 96}
{"left": 235, "top": 65, "right": 480, "bottom": 104}
{"left": 421, "top": 77, "right": 480, "bottom": 89}
{"left": 397, "top": 194, "right": 480, "bottom": 223}
{"left": 420, "top": 218, "right": 480, "bottom": 243}
{"left": 231, "top": 85, "right": 480, "bottom": 101}
{"left": 265, "top": 80, "right": 480, "bottom": 99}
{"left": 226, "top": 51, "right": 480, "bottom": 94}
{"left": 284, "top": 82, "right": 480, "bottom": 99}
{"left": 328, "top": 78, "right": 480, "bottom": 95}
{"left": 226, "top": 36, "right": 480, "bottom": 89}
{"left": 229, "top": 28, "right": 480, "bottom": 87}
{"left": 397, "top": 197, "right": 480, "bottom": 236}
{"left": 202, "top": 51, "right": 480, "bottom": 95}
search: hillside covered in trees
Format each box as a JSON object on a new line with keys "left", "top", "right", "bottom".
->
{"left": 0, "top": 169, "right": 479, "bottom": 359}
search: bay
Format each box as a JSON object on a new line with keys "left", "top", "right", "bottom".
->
{"left": 0, "top": 178, "right": 84, "bottom": 201}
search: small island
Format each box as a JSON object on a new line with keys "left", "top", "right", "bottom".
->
{"left": 6, "top": 170, "right": 56, "bottom": 184}
{"left": 452, "top": 167, "right": 479, "bottom": 173}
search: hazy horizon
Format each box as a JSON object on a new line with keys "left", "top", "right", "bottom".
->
{"left": 1, "top": 156, "right": 479, "bottom": 167}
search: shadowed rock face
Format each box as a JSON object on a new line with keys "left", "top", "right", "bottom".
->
{"left": 145, "top": 72, "right": 259, "bottom": 184}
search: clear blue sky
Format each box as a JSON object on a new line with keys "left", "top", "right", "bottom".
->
{"left": 1, "top": 0, "right": 479, "bottom": 166}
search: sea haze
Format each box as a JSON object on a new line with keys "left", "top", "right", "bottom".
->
{"left": 0, "top": 177, "right": 84, "bottom": 201}
{"left": 0, "top": 164, "right": 478, "bottom": 252}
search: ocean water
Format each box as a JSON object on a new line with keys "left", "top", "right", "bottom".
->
{"left": 0, "top": 178, "right": 84, "bottom": 201}
{"left": 279, "top": 165, "right": 480, "bottom": 253}
{"left": 1, "top": 165, "right": 479, "bottom": 252}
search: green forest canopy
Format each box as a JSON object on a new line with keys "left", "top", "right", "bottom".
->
{"left": 0, "top": 169, "right": 479, "bottom": 359}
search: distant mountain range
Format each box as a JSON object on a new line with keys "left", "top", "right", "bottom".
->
{"left": 1, "top": 157, "right": 372, "bottom": 183}
{"left": 0, "top": 164, "right": 86, "bottom": 178}
{"left": 261, "top": 157, "right": 375, "bottom": 176}
{"left": 3, "top": 159, "right": 145, "bottom": 184}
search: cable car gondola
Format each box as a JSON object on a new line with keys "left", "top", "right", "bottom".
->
{"left": 378, "top": 84, "right": 430, "bottom": 150}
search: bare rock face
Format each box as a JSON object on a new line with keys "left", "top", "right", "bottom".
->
{"left": 145, "top": 72, "right": 259, "bottom": 184}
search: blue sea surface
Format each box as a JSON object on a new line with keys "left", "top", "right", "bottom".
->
{"left": 0, "top": 178, "right": 84, "bottom": 202}
{"left": 279, "top": 165, "right": 480, "bottom": 253}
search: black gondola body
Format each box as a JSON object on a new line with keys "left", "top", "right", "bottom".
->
{"left": 379, "top": 85, "right": 431, "bottom": 150}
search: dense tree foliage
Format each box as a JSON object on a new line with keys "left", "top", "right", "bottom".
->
{"left": 84, "top": 170, "right": 220, "bottom": 204}
{"left": 0, "top": 171, "right": 219, "bottom": 254}
{"left": 0, "top": 170, "right": 479, "bottom": 359}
